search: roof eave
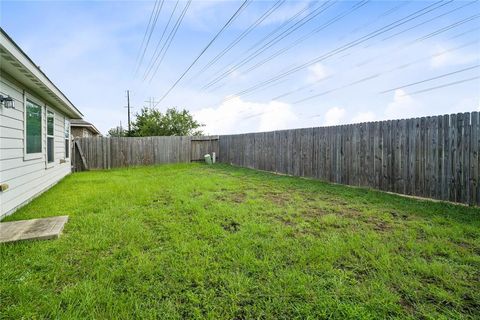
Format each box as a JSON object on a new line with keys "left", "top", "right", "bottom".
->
{"left": 0, "top": 27, "right": 83, "bottom": 118}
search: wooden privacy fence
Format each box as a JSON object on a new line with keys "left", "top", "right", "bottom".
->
{"left": 73, "top": 136, "right": 219, "bottom": 171}
{"left": 219, "top": 112, "right": 480, "bottom": 206}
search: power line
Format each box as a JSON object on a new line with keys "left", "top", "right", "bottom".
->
{"left": 380, "top": 0, "right": 477, "bottom": 42}
{"left": 213, "top": 0, "right": 475, "bottom": 124}
{"left": 149, "top": 1, "right": 191, "bottom": 83}
{"left": 206, "top": 0, "right": 368, "bottom": 91}
{"left": 203, "top": 0, "right": 346, "bottom": 89}
{"left": 356, "top": 7, "right": 478, "bottom": 68}
{"left": 339, "top": 0, "right": 411, "bottom": 40}
{"left": 276, "top": 33, "right": 479, "bottom": 103}
{"left": 142, "top": 0, "right": 180, "bottom": 80}
{"left": 157, "top": 0, "right": 250, "bottom": 102}
{"left": 267, "top": 1, "right": 416, "bottom": 101}
{"left": 238, "top": 75, "right": 480, "bottom": 123}
{"left": 240, "top": 0, "right": 367, "bottom": 75}
{"left": 273, "top": 39, "right": 478, "bottom": 102}
{"left": 200, "top": 1, "right": 316, "bottom": 89}
{"left": 292, "top": 41, "right": 479, "bottom": 105}
{"left": 403, "top": 76, "right": 480, "bottom": 96}
{"left": 211, "top": 1, "right": 459, "bottom": 122}
{"left": 219, "top": 3, "right": 478, "bottom": 123}
{"left": 415, "top": 12, "right": 480, "bottom": 42}
{"left": 202, "top": 0, "right": 338, "bottom": 90}
{"left": 272, "top": 75, "right": 334, "bottom": 100}
{"left": 448, "top": 25, "right": 480, "bottom": 40}
{"left": 243, "top": 2, "right": 312, "bottom": 56}
{"left": 146, "top": 0, "right": 190, "bottom": 82}
{"left": 380, "top": 65, "right": 480, "bottom": 93}
{"left": 134, "top": 0, "right": 164, "bottom": 76}
{"left": 223, "top": 0, "right": 452, "bottom": 101}
{"left": 367, "top": 11, "right": 480, "bottom": 66}
{"left": 189, "top": 0, "right": 285, "bottom": 82}
{"left": 134, "top": 0, "right": 159, "bottom": 66}
{"left": 293, "top": 73, "right": 382, "bottom": 104}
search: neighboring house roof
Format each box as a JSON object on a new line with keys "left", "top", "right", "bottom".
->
{"left": 71, "top": 119, "right": 101, "bottom": 135}
{"left": 0, "top": 27, "right": 83, "bottom": 119}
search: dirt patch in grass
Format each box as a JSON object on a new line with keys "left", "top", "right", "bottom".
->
{"left": 191, "top": 190, "right": 203, "bottom": 198}
{"left": 301, "top": 203, "right": 363, "bottom": 220}
{"left": 263, "top": 190, "right": 292, "bottom": 206}
{"left": 221, "top": 219, "right": 241, "bottom": 233}
{"left": 333, "top": 253, "right": 372, "bottom": 281}
{"left": 460, "top": 292, "right": 480, "bottom": 314}
{"left": 371, "top": 220, "right": 391, "bottom": 232}
{"left": 398, "top": 297, "right": 416, "bottom": 315}
{"left": 151, "top": 193, "right": 172, "bottom": 206}
{"left": 300, "top": 207, "right": 330, "bottom": 219}
{"left": 390, "top": 211, "right": 409, "bottom": 220}
{"left": 453, "top": 240, "right": 479, "bottom": 255}
{"left": 216, "top": 191, "right": 247, "bottom": 204}
{"left": 275, "top": 215, "right": 296, "bottom": 227}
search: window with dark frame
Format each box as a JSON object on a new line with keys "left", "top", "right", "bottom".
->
{"left": 26, "top": 100, "right": 42, "bottom": 154}
{"left": 65, "top": 119, "right": 70, "bottom": 158}
{"left": 47, "top": 110, "right": 54, "bottom": 163}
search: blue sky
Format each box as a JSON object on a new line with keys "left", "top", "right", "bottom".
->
{"left": 1, "top": 0, "right": 479, "bottom": 134}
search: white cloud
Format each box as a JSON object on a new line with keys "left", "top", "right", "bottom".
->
{"left": 430, "top": 44, "right": 479, "bottom": 69}
{"left": 384, "top": 89, "right": 422, "bottom": 119}
{"left": 323, "top": 107, "right": 346, "bottom": 126}
{"left": 307, "top": 63, "right": 329, "bottom": 83}
{"left": 258, "top": 101, "right": 298, "bottom": 132}
{"left": 184, "top": 1, "right": 311, "bottom": 31}
{"left": 451, "top": 98, "right": 480, "bottom": 113}
{"left": 430, "top": 45, "right": 452, "bottom": 68}
{"left": 184, "top": 1, "right": 233, "bottom": 31}
{"left": 193, "top": 97, "right": 298, "bottom": 134}
{"left": 351, "top": 111, "right": 376, "bottom": 123}
{"left": 261, "top": 1, "right": 310, "bottom": 26}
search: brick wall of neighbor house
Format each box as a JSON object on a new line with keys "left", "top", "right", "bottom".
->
{"left": 72, "top": 127, "right": 94, "bottom": 138}
{"left": 0, "top": 71, "right": 71, "bottom": 218}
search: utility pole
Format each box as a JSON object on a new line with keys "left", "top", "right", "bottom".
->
{"left": 144, "top": 96, "right": 160, "bottom": 109}
{"left": 125, "top": 90, "right": 131, "bottom": 136}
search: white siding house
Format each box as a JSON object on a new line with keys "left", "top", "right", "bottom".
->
{"left": 0, "top": 28, "right": 83, "bottom": 219}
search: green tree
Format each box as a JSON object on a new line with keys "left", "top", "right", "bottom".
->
{"left": 131, "top": 107, "right": 203, "bottom": 137}
{"left": 107, "top": 125, "right": 127, "bottom": 137}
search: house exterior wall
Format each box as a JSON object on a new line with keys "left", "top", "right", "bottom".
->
{"left": 72, "top": 127, "right": 95, "bottom": 138}
{"left": 0, "top": 72, "right": 71, "bottom": 219}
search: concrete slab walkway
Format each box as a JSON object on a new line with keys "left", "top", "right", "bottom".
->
{"left": 0, "top": 216, "right": 68, "bottom": 244}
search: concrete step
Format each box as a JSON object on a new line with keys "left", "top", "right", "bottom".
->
{"left": 0, "top": 216, "right": 68, "bottom": 244}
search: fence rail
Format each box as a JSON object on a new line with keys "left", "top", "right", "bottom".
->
{"left": 219, "top": 112, "right": 479, "bottom": 206}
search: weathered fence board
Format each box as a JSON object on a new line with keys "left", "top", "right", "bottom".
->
{"left": 74, "top": 136, "right": 218, "bottom": 170}
{"left": 219, "top": 112, "right": 480, "bottom": 206}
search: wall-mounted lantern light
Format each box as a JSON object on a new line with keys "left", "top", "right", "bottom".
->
{"left": 0, "top": 95, "right": 15, "bottom": 109}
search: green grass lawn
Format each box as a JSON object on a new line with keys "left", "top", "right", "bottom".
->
{"left": 1, "top": 163, "right": 479, "bottom": 319}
